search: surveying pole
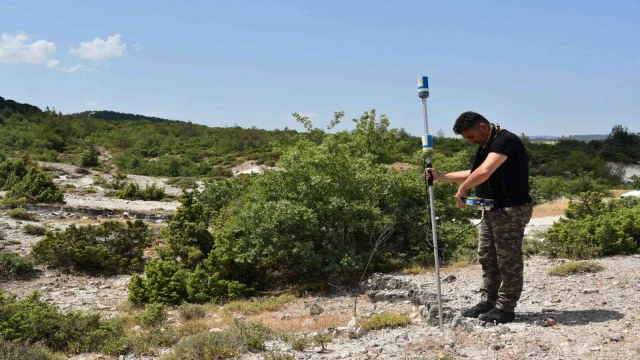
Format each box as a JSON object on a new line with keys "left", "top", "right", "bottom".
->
{"left": 418, "top": 76, "right": 444, "bottom": 331}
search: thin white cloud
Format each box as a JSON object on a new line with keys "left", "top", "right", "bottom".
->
{"left": 46, "top": 59, "right": 60, "bottom": 69}
{"left": 65, "top": 64, "right": 89, "bottom": 72}
{"left": 70, "top": 34, "right": 126, "bottom": 61}
{"left": 0, "top": 33, "right": 56, "bottom": 64}
{"left": 133, "top": 43, "right": 141, "bottom": 50}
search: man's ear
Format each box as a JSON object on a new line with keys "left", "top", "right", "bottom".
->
{"left": 476, "top": 122, "right": 489, "bottom": 132}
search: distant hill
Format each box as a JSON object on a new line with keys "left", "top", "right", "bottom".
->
{"left": 72, "top": 110, "right": 180, "bottom": 124}
{"left": 0, "top": 96, "right": 42, "bottom": 116}
{"left": 529, "top": 134, "right": 608, "bottom": 142}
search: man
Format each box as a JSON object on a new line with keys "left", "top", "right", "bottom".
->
{"left": 425, "top": 111, "right": 533, "bottom": 324}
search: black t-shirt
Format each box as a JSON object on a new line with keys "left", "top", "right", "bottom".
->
{"left": 471, "top": 128, "right": 532, "bottom": 208}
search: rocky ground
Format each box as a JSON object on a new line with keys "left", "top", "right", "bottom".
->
{"left": 2, "top": 162, "right": 639, "bottom": 359}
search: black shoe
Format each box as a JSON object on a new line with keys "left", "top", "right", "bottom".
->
{"left": 478, "top": 307, "right": 516, "bottom": 324}
{"left": 460, "top": 302, "right": 495, "bottom": 318}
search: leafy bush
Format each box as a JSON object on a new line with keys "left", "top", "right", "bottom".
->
{"left": 23, "top": 224, "right": 47, "bottom": 236}
{"left": 0, "top": 291, "right": 123, "bottom": 353}
{"left": 0, "top": 338, "right": 63, "bottom": 360}
{"left": 32, "top": 220, "right": 152, "bottom": 274}
{"left": 547, "top": 261, "right": 605, "bottom": 276}
{"left": 132, "top": 136, "right": 476, "bottom": 305}
{"left": 138, "top": 303, "right": 168, "bottom": 328}
{"left": 0, "top": 252, "right": 35, "bottom": 278}
{"left": 128, "top": 260, "right": 189, "bottom": 306}
{"left": 363, "top": 312, "right": 411, "bottom": 330}
{"left": 0, "top": 165, "right": 64, "bottom": 203}
{"left": 545, "top": 193, "right": 640, "bottom": 259}
{"left": 7, "top": 208, "right": 38, "bottom": 221}
{"left": 115, "top": 182, "right": 165, "bottom": 201}
{"left": 81, "top": 144, "right": 100, "bottom": 167}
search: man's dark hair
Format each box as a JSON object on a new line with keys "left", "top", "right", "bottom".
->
{"left": 453, "top": 111, "right": 490, "bottom": 135}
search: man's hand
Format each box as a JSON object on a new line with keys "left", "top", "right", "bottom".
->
{"left": 424, "top": 168, "right": 440, "bottom": 181}
{"left": 455, "top": 188, "right": 466, "bottom": 208}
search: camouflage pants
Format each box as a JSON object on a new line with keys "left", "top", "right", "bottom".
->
{"left": 478, "top": 203, "right": 533, "bottom": 312}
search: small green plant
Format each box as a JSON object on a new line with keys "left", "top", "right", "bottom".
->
{"left": 362, "top": 312, "right": 411, "bottom": 330}
{"left": 547, "top": 261, "right": 605, "bottom": 276}
{"left": 311, "top": 331, "right": 332, "bottom": 352}
{"left": 289, "top": 335, "right": 309, "bottom": 351}
{"left": 0, "top": 251, "right": 35, "bottom": 277}
{"left": 138, "top": 303, "right": 168, "bottom": 328}
{"left": 178, "top": 303, "right": 207, "bottom": 321}
{"left": 23, "top": 224, "right": 47, "bottom": 236}
{"left": 7, "top": 208, "right": 38, "bottom": 221}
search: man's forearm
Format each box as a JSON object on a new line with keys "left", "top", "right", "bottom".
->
{"left": 438, "top": 170, "right": 471, "bottom": 183}
{"left": 458, "top": 168, "right": 491, "bottom": 194}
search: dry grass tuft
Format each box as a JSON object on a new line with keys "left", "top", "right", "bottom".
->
{"left": 532, "top": 199, "right": 569, "bottom": 218}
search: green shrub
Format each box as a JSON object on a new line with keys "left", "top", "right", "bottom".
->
{"left": 288, "top": 335, "right": 309, "bottom": 351}
{"left": 115, "top": 182, "right": 165, "bottom": 201}
{"left": 81, "top": 144, "right": 100, "bottom": 167}
{"left": 138, "top": 303, "right": 168, "bottom": 328}
{"left": 0, "top": 338, "right": 63, "bottom": 360}
{"left": 178, "top": 303, "right": 207, "bottom": 321}
{"left": 523, "top": 237, "right": 545, "bottom": 256}
{"left": 547, "top": 261, "right": 605, "bottom": 276}
{"left": 23, "top": 224, "right": 47, "bottom": 236}
{"left": 0, "top": 252, "right": 35, "bottom": 277}
{"left": 0, "top": 291, "right": 123, "bottom": 353}
{"left": 128, "top": 260, "right": 189, "bottom": 306}
{"left": 363, "top": 312, "right": 411, "bottom": 330}
{"left": 545, "top": 193, "right": 640, "bottom": 259}
{"left": 5, "top": 168, "right": 64, "bottom": 204}
{"left": 7, "top": 208, "right": 37, "bottom": 221}
{"left": 31, "top": 220, "right": 152, "bottom": 274}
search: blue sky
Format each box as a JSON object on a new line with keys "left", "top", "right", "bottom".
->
{"left": 1, "top": 0, "right": 639, "bottom": 137}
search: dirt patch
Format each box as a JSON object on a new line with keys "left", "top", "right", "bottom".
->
{"left": 385, "top": 162, "right": 419, "bottom": 171}
{"left": 532, "top": 199, "right": 569, "bottom": 218}
{"left": 610, "top": 189, "right": 629, "bottom": 197}
{"left": 232, "top": 160, "right": 259, "bottom": 172}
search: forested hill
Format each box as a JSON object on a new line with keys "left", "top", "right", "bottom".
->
{"left": 72, "top": 110, "right": 180, "bottom": 124}
{"left": 1, "top": 95, "right": 639, "bottom": 181}
{"left": 0, "top": 96, "right": 42, "bottom": 116}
